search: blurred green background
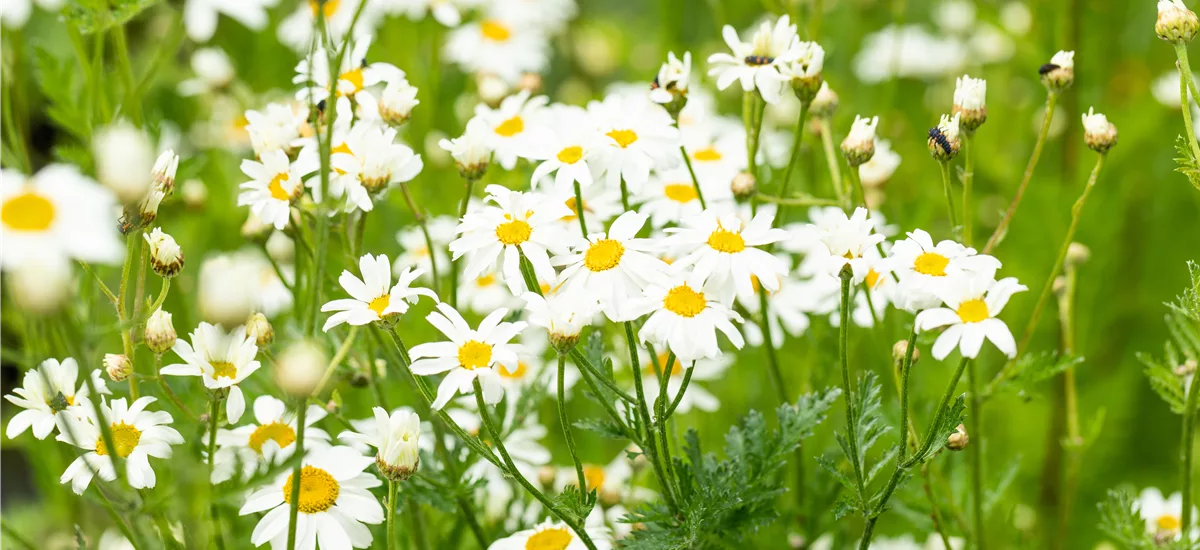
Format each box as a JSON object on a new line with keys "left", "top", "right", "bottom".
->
{"left": 2, "top": 0, "right": 1199, "bottom": 548}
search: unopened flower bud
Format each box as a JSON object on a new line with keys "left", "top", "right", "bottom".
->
{"left": 379, "top": 80, "right": 420, "bottom": 127}
{"left": 731, "top": 172, "right": 757, "bottom": 200}
{"left": 1081, "top": 107, "right": 1118, "bottom": 154}
{"left": 538, "top": 466, "right": 558, "bottom": 488}
{"left": 1039, "top": 51, "right": 1075, "bottom": 93}
{"left": 649, "top": 51, "right": 691, "bottom": 118}
{"left": 842, "top": 115, "right": 878, "bottom": 167}
{"left": 928, "top": 113, "right": 962, "bottom": 162}
{"left": 144, "top": 228, "right": 184, "bottom": 278}
{"left": 105, "top": 354, "right": 132, "bottom": 382}
{"left": 518, "top": 73, "right": 543, "bottom": 94}
{"left": 1052, "top": 276, "right": 1068, "bottom": 297}
{"left": 325, "top": 400, "right": 340, "bottom": 414}
{"left": 1065, "top": 242, "right": 1091, "bottom": 267}
{"left": 374, "top": 409, "right": 421, "bottom": 482}
{"left": 809, "top": 81, "right": 838, "bottom": 119}
{"left": 476, "top": 74, "right": 509, "bottom": 107}
{"left": 440, "top": 118, "right": 491, "bottom": 182}
{"left": 947, "top": 424, "right": 969, "bottom": 451}
{"left": 1158, "top": 0, "right": 1200, "bottom": 43}
{"left": 245, "top": 312, "right": 274, "bottom": 346}
{"left": 145, "top": 308, "right": 177, "bottom": 354}
{"left": 893, "top": 340, "right": 920, "bottom": 364}
{"left": 952, "top": 75, "right": 987, "bottom": 133}
{"left": 599, "top": 487, "right": 621, "bottom": 508}
{"left": 1176, "top": 358, "right": 1198, "bottom": 377}
{"left": 781, "top": 42, "right": 825, "bottom": 104}
{"left": 275, "top": 341, "right": 326, "bottom": 398}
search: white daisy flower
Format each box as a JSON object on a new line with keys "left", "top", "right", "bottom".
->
{"left": 553, "top": 211, "right": 669, "bottom": 321}
{"left": 915, "top": 276, "right": 1027, "bottom": 360}
{"left": 244, "top": 102, "right": 310, "bottom": 157}
{"left": 339, "top": 406, "right": 421, "bottom": 480}
{"left": 330, "top": 124, "right": 424, "bottom": 210}
{"left": 393, "top": 215, "right": 456, "bottom": 282}
{"left": 409, "top": 303, "right": 526, "bottom": 409}
{"left": 322, "top": 253, "right": 437, "bottom": 332}
{"left": 445, "top": 13, "right": 549, "bottom": 84}
{"left": 387, "top": 0, "right": 480, "bottom": 27}
{"left": 338, "top": 406, "right": 435, "bottom": 455}
{"left": 449, "top": 185, "right": 571, "bottom": 295}
{"left": 649, "top": 51, "right": 692, "bottom": 105}
{"left": 628, "top": 272, "right": 745, "bottom": 362}
{"left": 212, "top": 396, "right": 330, "bottom": 484}
{"left": 1, "top": 165, "right": 123, "bottom": 269}
{"left": 474, "top": 90, "right": 551, "bottom": 171}
{"left": 682, "top": 121, "right": 748, "bottom": 185}
{"left": 459, "top": 265, "right": 522, "bottom": 315}
{"left": 490, "top": 520, "right": 612, "bottom": 550}
{"left": 277, "top": 0, "right": 377, "bottom": 52}
{"left": 4, "top": 358, "right": 108, "bottom": 440}
{"left": 0, "top": 0, "right": 62, "bottom": 28}
{"left": 638, "top": 348, "right": 731, "bottom": 416}
{"left": 665, "top": 209, "right": 789, "bottom": 304}
{"left": 886, "top": 229, "right": 1001, "bottom": 311}
{"left": 815, "top": 206, "right": 887, "bottom": 284}
{"left": 738, "top": 272, "right": 814, "bottom": 348}
{"left": 294, "top": 37, "right": 406, "bottom": 122}
{"left": 548, "top": 183, "right": 625, "bottom": 236}
{"left": 162, "top": 322, "right": 262, "bottom": 423}
{"left": 637, "top": 168, "right": 718, "bottom": 229}
{"left": 238, "top": 149, "right": 317, "bottom": 230}
{"left": 439, "top": 117, "right": 494, "bottom": 179}
{"left": 239, "top": 445, "right": 384, "bottom": 548}
{"left": 528, "top": 105, "right": 603, "bottom": 190}
{"left": 56, "top": 396, "right": 184, "bottom": 494}
{"left": 587, "top": 93, "right": 681, "bottom": 192}
{"left": 706, "top": 15, "right": 801, "bottom": 104}
{"left": 520, "top": 290, "right": 599, "bottom": 350}
{"left": 1136, "top": 487, "right": 1198, "bottom": 541}
{"left": 182, "top": 0, "right": 275, "bottom": 42}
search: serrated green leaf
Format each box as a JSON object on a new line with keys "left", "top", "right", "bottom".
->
{"left": 573, "top": 418, "right": 626, "bottom": 439}
{"left": 1138, "top": 351, "right": 1188, "bottom": 414}
{"left": 1174, "top": 135, "right": 1200, "bottom": 192}
{"left": 1097, "top": 488, "right": 1159, "bottom": 549}
{"left": 63, "top": 0, "right": 160, "bottom": 35}
{"left": 908, "top": 395, "right": 967, "bottom": 465}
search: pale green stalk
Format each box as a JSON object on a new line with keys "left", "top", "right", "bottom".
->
{"left": 557, "top": 353, "right": 588, "bottom": 500}
{"left": 679, "top": 146, "right": 708, "bottom": 209}
{"left": 962, "top": 134, "right": 976, "bottom": 246}
{"left": 983, "top": 92, "right": 1059, "bottom": 254}
{"left": 938, "top": 161, "right": 960, "bottom": 239}
{"left": 818, "top": 119, "right": 846, "bottom": 207}
{"left": 208, "top": 396, "right": 226, "bottom": 550}
{"left": 284, "top": 400, "right": 308, "bottom": 550}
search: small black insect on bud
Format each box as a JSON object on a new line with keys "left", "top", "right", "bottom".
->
{"left": 928, "top": 127, "right": 952, "bottom": 154}
{"left": 316, "top": 99, "right": 327, "bottom": 113}
{"left": 360, "top": 58, "right": 368, "bottom": 68}
{"left": 1038, "top": 63, "right": 1060, "bottom": 76}
{"left": 650, "top": 75, "right": 660, "bottom": 90}
{"left": 743, "top": 55, "right": 776, "bottom": 66}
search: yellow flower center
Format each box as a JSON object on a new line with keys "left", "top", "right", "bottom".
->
{"left": 583, "top": 465, "right": 606, "bottom": 490}
{"left": 606, "top": 129, "right": 638, "bottom": 148}
{"left": 524, "top": 528, "right": 573, "bottom": 550}
{"left": 663, "top": 284, "right": 706, "bottom": 317}
{"left": 248, "top": 422, "right": 297, "bottom": 454}
{"left": 584, "top": 239, "right": 624, "bottom": 272}
{"left": 282, "top": 465, "right": 340, "bottom": 514}
{"left": 562, "top": 197, "right": 590, "bottom": 222}
{"left": 1157, "top": 514, "right": 1182, "bottom": 532}
{"left": 475, "top": 274, "right": 497, "bottom": 287}
{"left": 956, "top": 298, "right": 989, "bottom": 323}
{"left": 663, "top": 183, "right": 698, "bottom": 204}
{"left": 494, "top": 115, "right": 524, "bottom": 137}
{"left": 481, "top": 20, "right": 512, "bottom": 42}
{"left": 457, "top": 340, "right": 493, "bottom": 370}
{"left": 268, "top": 172, "right": 293, "bottom": 201}
{"left": 339, "top": 67, "right": 365, "bottom": 94}
{"left": 308, "top": 0, "right": 340, "bottom": 18}
{"left": 2, "top": 191, "right": 55, "bottom": 232}
{"left": 94, "top": 422, "right": 141, "bottom": 458}
{"left": 556, "top": 146, "right": 583, "bottom": 164}
{"left": 644, "top": 351, "right": 684, "bottom": 376}
{"left": 210, "top": 361, "right": 239, "bottom": 380}
{"left": 500, "top": 361, "right": 528, "bottom": 379}
{"left": 706, "top": 225, "right": 746, "bottom": 253}
{"left": 368, "top": 294, "right": 391, "bottom": 317}
{"left": 692, "top": 146, "right": 722, "bottom": 161}
{"left": 331, "top": 142, "right": 352, "bottom": 175}
{"left": 495, "top": 218, "right": 533, "bottom": 246}
{"left": 913, "top": 252, "right": 950, "bottom": 276}
{"left": 865, "top": 269, "right": 881, "bottom": 289}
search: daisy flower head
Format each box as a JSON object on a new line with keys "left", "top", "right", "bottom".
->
{"left": 842, "top": 115, "right": 879, "bottom": 166}
{"left": 239, "top": 445, "right": 383, "bottom": 548}
{"left": 440, "top": 116, "right": 494, "bottom": 180}
{"left": 445, "top": 11, "right": 549, "bottom": 84}
{"left": 887, "top": 229, "right": 1001, "bottom": 312}
{"left": 212, "top": 396, "right": 330, "bottom": 483}
{"left": 1041, "top": 50, "right": 1075, "bottom": 91}
{"left": 237, "top": 149, "right": 317, "bottom": 230}
{"left": 1, "top": 165, "right": 124, "bottom": 269}
{"left": 587, "top": 92, "right": 681, "bottom": 192}
{"left": 554, "top": 211, "right": 670, "bottom": 321}
{"left": 528, "top": 104, "right": 603, "bottom": 190}
{"left": 707, "top": 15, "right": 801, "bottom": 104}
{"left": 1136, "top": 487, "right": 1198, "bottom": 541}
{"left": 277, "top": 0, "right": 377, "bottom": 52}
{"left": 628, "top": 271, "right": 745, "bottom": 362}
{"left": 490, "top": 519, "right": 612, "bottom": 550}
{"left": 953, "top": 74, "right": 988, "bottom": 132}
{"left": 778, "top": 40, "right": 825, "bottom": 101}
{"left": 378, "top": 78, "right": 420, "bottom": 126}
{"left": 296, "top": 37, "right": 405, "bottom": 121}
{"left": 330, "top": 124, "right": 423, "bottom": 207}
{"left": 650, "top": 51, "right": 692, "bottom": 109}
{"left": 244, "top": 102, "right": 310, "bottom": 157}
{"left": 388, "top": 0, "right": 480, "bottom": 27}
{"left": 5, "top": 358, "right": 109, "bottom": 440}
{"left": 322, "top": 253, "right": 437, "bottom": 331}
{"left": 56, "top": 396, "right": 183, "bottom": 493}
{"left": 637, "top": 168, "right": 725, "bottom": 229}
{"left": 474, "top": 89, "right": 551, "bottom": 170}
{"left": 449, "top": 185, "right": 571, "bottom": 295}
{"left": 342, "top": 406, "right": 421, "bottom": 481}
{"left": 162, "top": 321, "right": 262, "bottom": 423}
{"left": 459, "top": 264, "right": 522, "bottom": 314}
{"left": 1159, "top": 0, "right": 1200, "bottom": 43}
{"left": 182, "top": 0, "right": 276, "bottom": 42}
{"left": 928, "top": 113, "right": 963, "bottom": 161}
{"left": 393, "top": 215, "right": 456, "bottom": 282}
{"left": 915, "top": 276, "right": 1027, "bottom": 360}
{"left": 521, "top": 290, "right": 600, "bottom": 352}
{"left": 664, "top": 208, "right": 789, "bottom": 304}
{"left": 816, "top": 206, "right": 887, "bottom": 284}
{"left": 550, "top": 183, "right": 625, "bottom": 236}
{"left": 1081, "top": 106, "right": 1119, "bottom": 153}
{"left": 682, "top": 118, "right": 748, "bottom": 185}
{"left": 409, "top": 302, "right": 527, "bottom": 409}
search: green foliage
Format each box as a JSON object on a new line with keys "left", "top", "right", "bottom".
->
{"left": 907, "top": 395, "right": 967, "bottom": 466}
{"left": 63, "top": 0, "right": 159, "bottom": 35}
{"left": 548, "top": 485, "right": 597, "bottom": 527}
{"left": 1097, "top": 489, "right": 1161, "bottom": 550}
{"left": 1001, "top": 351, "right": 1085, "bottom": 397}
{"left": 33, "top": 48, "right": 91, "bottom": 144}
{"left": 1139, "top": 262, "right": 1200, "bottom": 415}
{"left": 620, "top": 388, "right": 840, "bottom": 549}
{"left": 822, "top": 372, "right": 895, "bottom": 518}
{"left": 573, "top": 418, "right": 627, "bottom": 439}
{"left": 1173, "top": 135, "right": 1200, "bottom": 192}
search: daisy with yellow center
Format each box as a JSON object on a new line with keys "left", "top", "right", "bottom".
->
{"left": 322, "top": 253, "right": 437, "bottom": 331}
{"left": 587, "top": 93, "right": 681, "bottom": 193}
{"left": 815, "top": 206, "right": 887, "bottom": 284}
{"left": 528, "top": 105, "right": 604, "bottom": 190}
{"left": 637, "top": 167, "right": 732, "bottom": 229}
{"left": 330, "top": 123, "right": 424, "bottom": 210}
{"left": 1, "top": 165, "right": 123, "bottom": 270}
{"left": 1135, "top": 487, "right": 1197, "bottom": 541}
{"left": 915, "top": 276, "right": 1027, "bottom": 360}
{"left": 706, "top": 15, "right": 802, "bottom": 104}
{"left": 629, "top": 272, "right": 745, "bottom": 362}
{"left": 55, "top": 396, "right": 183, "bottom": 494}
{"left": 293, "top": 37, "right": 406, "bottom": 122}
{"left": 211, "top": 396, "right": 331, "bottom": 484}
{"left": 886, "top": 228, "right": 1001, "bottom": 312}
{"left": 665, "top": 209, "right": 789, "bottom": 305}
{"left": 163, "top": 322, "right": 263, "bottom": 423}
{"left": 394, "top": 216, "right": 455, "bottom": 283}
{"left": 488, "top": 519, "right": 613, "bottom": 550}
{"left": 473, "top": 89, "right": 551, "bottom": 170}
{"left": 450, "top": 185, "right": 572, "bottom": 295}
{"left": 237, "top": 148, "right": 315, "bottom": 230}
{"left": 445, "top": 13, "right": 549, "bottom": 84}
{"left": 682, "top": 129, "right": 747, "bottom": 184}
{"left": 409, "top": 303, "right": 527, "bottom": 409}
{"left": 5, "top": 357, "right": 109, "bottom": 440}
{"left": 553, "top": 211, "right": 669, "bottom": 322}
{"left": 240, "top": 446, "right": 384, "bottom": 549}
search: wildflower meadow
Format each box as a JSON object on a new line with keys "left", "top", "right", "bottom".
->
{"left": 2, "top": 0, "right": 1200, "bottom": 549}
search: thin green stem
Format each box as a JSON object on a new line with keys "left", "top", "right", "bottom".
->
{"left": 679, "top": 146, "right": 708, "bottom": 209}
{"left": 572, "top": 179, "right": 590, "bottom": 236}
{"left": 837, "top": 268, "right": 867, "bottom": 501}
{"left": 386, "top": 481, "right": 398, "bottom": 550}
{"left": 774, "top": 102, "right": 810, "bottom": 225}
{"left": 285, "top": 400, "right": 309, "bottom": 550}
{"left": 938, "top": 161, "right": 960, "bottom": 239}
{"left": 399, "top": 182, "right": 442, "bottom": 293}
{"left": 1175, "top": 43, "right": 1200, "bottom": 162}
{"left": 110, "top": 26, "right": 142, "bottom": 125}
{"left": 557, "top": 354, "right": 588, "bottom": 500}
{"left": 983, "top": 92, "right": 1058, "bottom": 254}
{"left": 755, "top": 193, "right": 840, "bottom": 207}
{"left": 1182, "top": 372, "right": 1200, "bottom": 546}
{"left": 962, "top": 134, "right": 976, "bottom": 246}
{"left": 208, "top": 396, "right": 226, "bottom": 550}
{"left": 967, "top": 359, "right": 986, "bottom": 549}
{"left": 655, "top": 353, "right": 680, "bottom": 498}
{"left": 897, "top": 321, "right": 919, "bottom": 463}
{"left": 664, "top": 363, "right": 693, "bottom": 418}
{"left": 757, "top": 288, "right": 789, "bottom": 404}
{"left": 619, "top": 177, "right": 631, "bottom": 211}
{"left": 624, "top": 321, "right": 679, "bottom": 512}
{"left": 569, "top": 349, "right": 636, "bottom": 404}
{"left": 819, "top": 119, "right": 846, "bottom": 207}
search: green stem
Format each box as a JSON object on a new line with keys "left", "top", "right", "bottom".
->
{"left": 110, "top": 26, "right": 142, "bottom": 126}
{"left": 386, "top": 481, "right": 398, "bottom": 550}
{"left": 663, "top": 364, "right": 694, "bottom": 417}
{"left": 897, "top": 321, "right": 919, "bottom": 463}
{"left": 962, "top": 134, "right": 976, "bottom": 246}
{"left": 938, "top": 161, "right": 960, "bottom": 239}
{"left": 754, "top": 193, "right": 840, "bottom": 207}
{"left": 1175, "top": 43, "right": 1200, "bottom": 162}
{"left": 208, "top": 396, "right": 226, "bottom": 550}
{"left": 967, "top": 359, "right": 985, "bottom": 549}
{"left": 655, "top": 353, "right": 679, "bottom": 498}
{"left": 983, "top": 92, "right": 1058, "bottom": 254}
{"left": 1182, "top": 373, "right": 1200, "bottom": 546}
{"left": 569, "top": 349, "right": 637, "bottom": 404}
{"left": 624, "top": 321, "right": 679, "bottom": 512}
{"left": 836, "top": 268, "right": 867, "bottom": 500}
{"left": 774, "top": 102, "right": 810, "bottom": 225}
{"left": 572, "top": 179, "right": 590, "bottom": 236}
{"left": 679, "top": 146, "right": 708, "bottom": 209}
{"left": 619, "top": 177, "right": 631, "bottom": 211}
{"left": 757, "top": 288, "right": 789, "bottom": 404}
{"left": 819, "top": 119, "right": 846, "bottom": 208}
{"left": 285, "top": 400, "right": 308, "bottom": 550}
{"left": 557, "top": 354, "right": 588, "bottom": 500}
{"left": 399, "top": 182, "right": 442, "bottom": 294}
